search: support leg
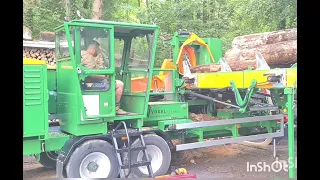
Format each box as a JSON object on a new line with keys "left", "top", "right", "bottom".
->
{"left": 273, "top": 138, "right": 276, "bottom": 158}
{"left": 284, "top": 88, "right": 295, "bottom": 178}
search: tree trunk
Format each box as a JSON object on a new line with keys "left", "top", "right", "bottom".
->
{"left": 225, "top": 39, "right": 297, "bottom": 66}
{"left": 92, "top": 0, "right": 103, "bottom": 20}
{"left": 231, "top": 28, "right": 297, "bottom": 50}
{"left": 64, "top": 0, "right": 77, "bottom": 20}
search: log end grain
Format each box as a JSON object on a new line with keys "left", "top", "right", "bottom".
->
{"left": 23, "top": 47, "right": 56, "bottom": 65}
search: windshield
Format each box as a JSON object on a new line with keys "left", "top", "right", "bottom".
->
{"left": 80, "top": 27, "right": 110, "bottom": 69}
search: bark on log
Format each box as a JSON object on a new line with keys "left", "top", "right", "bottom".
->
{"left": 232, "top": 28, "right": 297, "bottom": 50}
{"left": 40, "top": 32, "right": 55, "bottom": 42}
{"left": 225, "top": 40, "right": 297, "bottom": 66}
{"left": 190, "top": 64, "right": 221, "bottom": 73}
{"left": 23, "top": 47, "right": 56, "bottom": 66}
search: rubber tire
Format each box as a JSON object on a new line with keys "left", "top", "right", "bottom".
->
{"left": 65, "top": 139, "right": 119, "bottom": 178}
{"left": 38, "top": 152, "right": 58, "bottom": 169}
{"left": 130, "top": 134, "right": 171, "bottom": 178}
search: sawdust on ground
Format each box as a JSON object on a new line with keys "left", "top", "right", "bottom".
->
{"left": 171, "top": 143, "right": 243, "bottom": 166}
{"left": 189, "top": 113, "right": 221, "bottom": 122}
{"left": 23, "top": 157, "right": 56, "bottom": 178}
{"left": 172, "top": 113, "right": 242, "bottom": 165}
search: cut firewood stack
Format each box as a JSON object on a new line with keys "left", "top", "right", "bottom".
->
{"left": 23, "top": 47, "right": 56, "bottom": 66}
{"left": 23, "top": 28, "right": 57, "bottom": 65}
{"left": 191, "top": 28, "right": 297, "bottom": 73}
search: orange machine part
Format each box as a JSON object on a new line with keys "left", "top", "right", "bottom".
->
{"left": 131, "top": 76, "right": 166, "bottom": 93}
{"left": 178, "top": 45, "right": 197, "bottom": 74}
{"left": 131, "top": 59, "right": 176, "bottom": 93}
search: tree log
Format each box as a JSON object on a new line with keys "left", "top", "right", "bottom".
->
{"left": 190, "top": 64, "right": 221, "bottom": 73}
{"left": 225, "top": 40, "right": 297, "bottom": 67}
{"left": 232, "top": 28, "right": 297, "bottom": 50}
{"left": 190, "top": 60, "right": 257, "bottom": 73}
{"left": 40, "top": 32, "right": 55, "bottom": 42}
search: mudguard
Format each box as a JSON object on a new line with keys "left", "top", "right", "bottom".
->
{"left": 56, "top": 134, "right": 112, "bottom": 178}
{"left": 142, "top": 129, "right": 175, "bottom": 150}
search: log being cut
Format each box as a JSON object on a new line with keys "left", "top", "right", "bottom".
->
{"left": 190, "top": 60, "right": 257, "bottom": 73}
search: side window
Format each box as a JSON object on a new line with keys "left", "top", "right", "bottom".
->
{"left": 80, "top": 27, "right": 110, "bottom": 69}
{"left": 115, "top": 39, "right": 124, "bottom": 68}
{"left": 58, "top": 27, "right": 75, "bottom": 58}
{"left": 129, "top": 36, "right": 150, "bottom": 71}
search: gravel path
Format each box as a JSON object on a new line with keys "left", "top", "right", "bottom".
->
{"left": 23, "top": 138, "right": 296, "bottom": 178}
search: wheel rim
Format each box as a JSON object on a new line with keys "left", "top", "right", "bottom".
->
{"left": 79, "top": 152, "right": 111, "bottom": 178}
{"left": 137, "top": 145, "right": 163, "bottom": 175}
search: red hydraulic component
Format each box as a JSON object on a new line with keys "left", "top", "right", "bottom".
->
{"left": 262, "top": 89, "right": 288, "bottom": 124}
{"left": 278, "top": 115, "right": 288, "bottom": 124}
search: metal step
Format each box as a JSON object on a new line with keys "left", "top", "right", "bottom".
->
{"left": 116, "top": 146, "right": 146, "bottom": 153}
{"left": 111, "top": 121, "right": 154, "bottom": 178}
{"left": 121, "top": 161, "right": 151, "bottom": 169}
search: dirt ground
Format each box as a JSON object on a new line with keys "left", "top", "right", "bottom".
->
{"left": 23, "top": 138, "right": 296, "bottom": 178}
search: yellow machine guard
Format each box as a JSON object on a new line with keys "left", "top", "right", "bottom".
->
{"left": 23, "top": 58, "right": 57, "bottom": 69}
{"left": 23, "top": 58, "right": 46, "bottom": 65}
{"left": 195, "top": 68, "right": 297, "bottom": 89}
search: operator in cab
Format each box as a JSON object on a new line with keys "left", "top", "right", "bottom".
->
{"left": 81, "top": 40, "right": 128, "bottom": 115}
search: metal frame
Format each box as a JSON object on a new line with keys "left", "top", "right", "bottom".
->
{"left": 176, "top": 132, "right": 283, "bottom": 151}
{"left": 175, "top": 114, "right": 284, "bottom": 151}
{"left": 175, "top": 114, "right": 284, "bottom": 129}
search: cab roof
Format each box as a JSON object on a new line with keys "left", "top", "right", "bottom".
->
{"left": 54, "top": 19, "right": 158, "bottom": 33}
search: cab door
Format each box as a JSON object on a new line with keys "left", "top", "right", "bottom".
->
{"left": 75, "top": 25, "right": 116, "bottom": 121}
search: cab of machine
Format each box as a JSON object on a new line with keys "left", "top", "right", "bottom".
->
{"left": 54, "top": 19, "right": 159, "bottom": 135}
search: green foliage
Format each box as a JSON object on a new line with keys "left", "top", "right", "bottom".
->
{"left": 23, "top": 0, "right": 296, "bottom": 58}
{"left": 24, "top": 0, "right": 65, "bottom": 38}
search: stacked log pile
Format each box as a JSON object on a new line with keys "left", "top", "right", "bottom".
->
{"left": 23, "top": 47, "right": 56, "bottom": 65}
{"left": 23, "top": 28, "right": 57, "bottom": 65}
{"left": 191, "top": 28, "right": 297, "bottom": 73}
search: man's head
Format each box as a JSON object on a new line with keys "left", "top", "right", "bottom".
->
{"left": 87, "top": 40, "right": 100, "bottom": 56}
